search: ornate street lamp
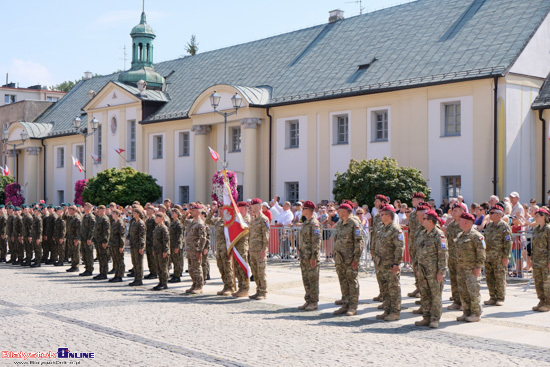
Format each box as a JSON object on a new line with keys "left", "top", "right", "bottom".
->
{"left": 209, "top": 91, "right": 242, "bottom": 168}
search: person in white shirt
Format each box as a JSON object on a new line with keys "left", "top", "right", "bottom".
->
{"left": 276, "top": 201, "right": 294, "bottom": 258}
{"left": 270, "top": 197, "right": 283, "bottom": 225}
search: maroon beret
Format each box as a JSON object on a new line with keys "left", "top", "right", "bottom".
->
{"left": 342, "top": 199, "right": 353, "bottom": 206}
{"left": 413, "top": 192, "right": 426, "bottom": 199}
{"left": 250, "top": 198, "right": 262, "bottom": 205}
{"left": 303, "top": 201, "right": 315, "bottom": 210}
{"left": 460, "top": 212, "right": 475, "bottom": 222}
{"left": 189, "top": 203, "right": 203, "bottom": 210}
{"left": 536, "top": 208, "right": 550, "bottom": 216}
{"left": 237, "top": 201, "right": 249, "bottom": 207}
{"left": 338, "top": 203, "right": 353, "bottom": 211}
{"left": 452, "top": 203, "right": 465, "bottom": 211}
{"left": 380, "top": 204, "right": 395, "bottom": 213}
{"left": 425, "top": 209, "right": 438, "bottom": 219}
{"left": 375, "top": 194, "right": 389, "bottom": 203}
{"left": 417, "top": 202, "right": 431, "bottom": 211}
{"left": 490, "top": 204, "right": 504, "bottom": 213}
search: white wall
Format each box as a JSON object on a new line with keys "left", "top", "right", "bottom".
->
{"left": 509, "top": 12, "right": 550, "bottom": 79}
{"left": 366, "top": 105, "right": 392, "bottom": 160}
{"left": 329, "top": 110, "right": 351, "bottom": 200}
{"left": 275, "top": 115, "right": 308, "bottom": 202}
{"left": 71, "top": 143, "right": 85, "bottom": 191}
{"left": 148, "top": 132, "right": 166, "bottom": 199}
{"left": 107, "top": 110, "right": 121, "bottom": 168}
{"left": 428, "top": 96, "right": 474, "bottom": 204}
{"left": 174, "top": 129, "right": 194, "bottom": 203}
{"left": 53, "top": 144, "right": 66, "bottom": 204}
{"left": 216, "top": 121, "right": 245, "bottom": 190}
{"left": 125, "top": 106, "right": 137, "bottom": 169}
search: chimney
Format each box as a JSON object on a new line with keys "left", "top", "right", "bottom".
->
{"left": 83, "top": 71, "right": 93, "bottom": 80}
{"left": 329, "top": 9, "right": 344, "bottom": 23}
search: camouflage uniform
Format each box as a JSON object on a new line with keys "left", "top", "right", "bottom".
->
{"left": 13, "top": 213, "right": 24, "bottom": 263}
{"left": 67, "top": 214, "right": 82, "bottom": 269}
{"left": 408, "top": 209, "right": 421, "bottom": 292}
{"left": 153, "top": 223, "right": 170, "bottom": 285}
{"left": 80, "top": 212, "right": 96, "bottom": 273}
{"left": 52, "top": 214, "right": 66, "bottom": 264}
{"left": 370, "top": 214, "right": 386, "bottom": 300}
{"left": 184, "top": 218, "right": 207, "bottom": 290}
{"left": 206, "top": 213, "right": 235, "bottom": 293}
{"left": 299, "top": 217, "right": 321, "bottom": 305}
{"left": 145, "top": 216, "right": 158, "bottom": 276}
{"left": 0, "top": 212, "right": 7, "bottom": 261}
{"left": 109, "top": 218, "right": 126, "bottom": 278}
{"left": 22, "top": 212, "right": 33, "bottom": 264}
{"left": 6, "top": 213, "right": 15, "bottom": 262}
{"left": 92, "top": 214, "right": 110, "bottom": 275}
{"left": 374, "top": 221, "right": 404, "bottom": 315}
{"left": 446, "top": 220, "right": 462, "bottom": 304}
{"left": 168, "top": 219, "right": 184, "bottom": 278}
{"left": 334, "top": 217, "right": 365, "bottom": 310}
{"left": 531, "top": 224, "right": 550, "bottom": 308}
{"left": 455, "top": 228, "right": 486, "bottom": 317}
{"left": 42, "top": 212, "right": 55, "bottom": 263}
{"left": 417, "top": 227, "right": 447, "bottom": 322}
{"left": 233, "top": 214, "right": 250, "bottom": 292}
{"left": 484, "top": 220, "right": 513, "bottom": 302}
{"left": 63, "top": 212, "right": 72, "bottom": 262}
{"left": 31, "top": 215, "right": 43, "bottom": 264}
{"left": 202, "top": 229, "right": 211, "bottom": 281}
{"left": 249, "top": 213, "right": 270, "bottom": 297}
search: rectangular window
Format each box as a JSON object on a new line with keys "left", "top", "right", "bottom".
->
{"left": 231, "top": 127, "right": 241, "bottom": 152}
{"left": 335, "top": 115, "right": 349, "bottom": 144}
{"left": 95, "top": 124, "right": 102, "bottom": 162}
{"left": 285, "top": 182, "right": 299, "bottom": 203}
{"left": 179, "top": 131, "right": 190, "bottom": 156}
{"left": 57, "top": 190, "right": 64, "bottom": 205}
{"left": 373, "top": 110, "right": 388, "bottom": 142}
{"left": 4, "top": 95, "right": 15, "bottom": 104}
{"left": 179, "top": 186, "right": 189, "bottom": 204}
{"left": 286, "top": 120, "right": 299, "bottom": 148}
{"left": 443, "top": 102, "right": 461, "bottom": 136}
{"left": 153, "top": 135, "right": 163, "bottom": 159}
{"left": 442, "top": 176, "right": 462, "bottom": 201}
{"left": 46, "top": 96, "right": 58, "bottom": 102}
{"left": 237, "top": 185, "right": 243, "bottom": 202}
{"left": 76, "top": 145, "right": 84, "bottom": 164}
{"left": 56, "top": 147, "right": 65, "bottom": 168}
{"left": 127, "top": 120, "right": 136, "bottom": 161}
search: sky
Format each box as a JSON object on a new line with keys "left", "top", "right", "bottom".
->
{"left": 1, "top": 0, "right": 414, "bottom": 89}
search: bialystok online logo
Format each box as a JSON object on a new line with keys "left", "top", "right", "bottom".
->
{"left": 1, "top": 348, "right": 95, "bottom": 360}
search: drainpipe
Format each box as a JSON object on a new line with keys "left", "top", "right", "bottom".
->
{"left": 41, "top": 139, "right": 47, "bottom": 202}
{"left": 540, "top": 109, "right": 546, "bottom": 203}
{"left": 266, "top": 107, "right": 273, "bottom": 199}
{"left": 493, "top": 76, "right": 498, "bottom": 195}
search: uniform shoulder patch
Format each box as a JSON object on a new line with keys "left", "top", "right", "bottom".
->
{"left": 480, "top": 236, "right": 486, "bottom": 249}
{"left": 398, "top": 233, "right": 404, "bottom": 241}
{"left": 264, "top": 219, "right": 270, "bottom": 228}
{"left": 505, "top": 235, "right": 511, "bottom": 241}
{"left": 441, "top": 235, "right": 447, "bottom": 250}
{"left": 355, "top": 229, "right": 361, "bottom": 236}
{"left": 314, "top": 228, "right": 320, "bottom": 235}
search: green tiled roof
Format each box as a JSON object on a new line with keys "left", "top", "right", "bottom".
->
{"left": 35, "top": 0, "right": 550, "bottom": 134}
{"left": 533, "top": 73, "right": 550, "bottom": 110}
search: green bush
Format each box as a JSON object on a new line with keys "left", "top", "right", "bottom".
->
{"left": 0, "top": 176, "right": 15, "bottom": 204}
{"left": 333, "top": 157, "right": 430, "bottom": 208}
{"left": 82, "top": 167, "right": 162, "bottom": 206}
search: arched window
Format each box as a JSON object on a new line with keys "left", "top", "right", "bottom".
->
{"left": 146, "top": 44, "right": 150, "bottom": 62}
{"left": 133, "top": 43, "right": 136, "bottom": 60}
{"left": 138, "top": 43, "right": 143, "bottom": 61}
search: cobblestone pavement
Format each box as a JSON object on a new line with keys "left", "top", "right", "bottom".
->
{"left": 1, "top": 255, "right": 549, "bottom": 366}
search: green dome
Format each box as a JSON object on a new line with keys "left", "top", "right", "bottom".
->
{"left": 118, "top": 67, "right": 165, "bottom": 90}
{"left": 130, "top": 12, "right": 155, "bottom": 37}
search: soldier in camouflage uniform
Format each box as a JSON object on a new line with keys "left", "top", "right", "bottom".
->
{"left": 22, "top": 206, "right": 34, "bottom": 266}
{"left": 144, "top": 206, "right": 158, "bottom": 279}
{"left": 152, "top": 212, "right": 170, "bottom": 290}
{"left": 42, "top": 205, "right": 56, "bottom": 264}
{"left": 455, "top": 212, "right": 486, "bottom": 322}
{"left": 407, "top": 192, "right": 426, "bottom": 299}
{"left": 531, "top": 208, "right": 550, "bottom": 312}
{"left": 80, "top": 203, "right": 96, "bottom": 276}
{"left": 444, "top": 203, "right": 465, "bottom": 310}
{"left": 374, "top": 205, "right": 404, "bottom": 321}
{"left": 248, "top": 198, "right": 270, "bottom": 300}
{"left": 0, "top": 205, "right": 7, "bottom": 262}
{"left": 53, "top": 206, "right": 66, "bottom": 266}
{"left": 370, "top": 194, "right": 389, "bottom": 305}
{"left": 410, "top": 202, "right": 431, "bottom": 315}
{"left": 61, "top": 203, "right": 71, "bottom": 263}
{"left": 66, "top": 206, "right": 82, "bottom": 273}
{"left": 30, "top": 207, "right": 43, "bottom": 267}
{"left": 414, "top": 210, "right": 447, "bottom": 328}
{"left": 184, "top": 203, "right": 207, "bottom": 294}
{"left": 232, "top": 202, "right": 251, "bottom": 298}
{"left": 206, "top": 203, "right": 235, "bottom": 296}
{"left": 333, "top": 202, "right": 365, "bottom": 316}
{"left": 202, "top": 214, "right": 211, "bottom": 283}
{"left": 108, "top": 209, "right": 126, "bottom": 283}
{"left": 92, "top": 204, "right": 110, "bottom": 280}
{"left": 6, "top": 206, "right": 15, "bottom": 263}
{"left": 168, "top": 209, "right": 184, "bottom": 283}
{"left": 483, "top": 204, "right": 513, "bottom": 306}
{"left": 13, "top": 208, "right": 24, "bottom": 265}
{"left": 298, "top": 201, "right": 321, "bottom": 311}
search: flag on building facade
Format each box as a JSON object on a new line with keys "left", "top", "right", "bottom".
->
{"left": 4, "top": 165, "right": 10, "bottom": 176}
{"left": 71, "top": 155, "right": 83, "bottom": 172}
{"left": 90, "top": 153, "right": 100, "bottom": 164}
{"left": 115, "top": 148, "right": 126, "bottom": 154}
{"left": 208, "top": 146, "right": 220, "bottom": 162}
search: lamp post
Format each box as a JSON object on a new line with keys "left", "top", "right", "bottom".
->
{"left": 73, "top": 116, "right": 99, "bottom": 179}
{"left": 2, "top": 129, "right": 28, "bottom": 182}
{"left": 209, "top": 91, "right": 242, "bottom": 169}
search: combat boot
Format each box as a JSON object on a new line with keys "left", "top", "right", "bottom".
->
{"left": 415, "top": 300, "right": 422, "bottom": 305}
{"left": 222, "top": 287, "right": 234, "bottom": 296}
{"left": 168, "top": 277, "right": 181, "bottom": 283}
{"left": 484, "top": 299, "right": 496, "bottom": 305}
{"left": 346, "top": 308, "right": 357, "bottom": 316}
{"left": 465, "top": 314, "right": 481, "bottom": 322}
{"left": 255, "top": 294, "right": 266, "bottom": 300}
{"left": 128, "top": 280, "right": 143, "bottom": 286}
{"left": 532, "top": 302, "right": 543, "bottom": 311}
{"left": 152, "top": 284, "right": 168, "bottom": 291}
{"left": 298, "top": 302, "right": 309, "bottom": 310}
{"left": 407, "top": 289, "right": 419, "bottom": 298}
{"left": 305, "top": 303, "right": 318, "bottom": 311}
{"left": 190, "top": 288, "right": 203, "bottom": 295}
{"left": 144, "top": 273, "right": 158, "bottom": 279}
{"left": 447, "top": 303, "right": 461, "bottom": 310}
{"left": 66, "top": 266, "right": 79, "bottom": 272}
{"left": 30, "top": 263, "right": 41, "bottom": 268}
{"left": 414, "top": 318, "right": 430, "bottom": 326}
{"left": 375, "top": 312, "right": 388, "bottom": 320}
{"left": 185, "top": 285, "right": 196, "bottom": 294}
{"left": 384, "top": 313, "right": 400, "bottom": 321}
{"left": 377, "top": 303, "right": 386, "bottom": 309}
{"left": 412, "top": 307, "right": 423, "bottom": 314}
{"left": 333, "top": 306, "right": 349, "bottom": 315}
{"left": 495, "top": 300, "right": 504, "bottom": 306}
{"left": 456, "top": 313, "right": 470, "bottom": 321}
{"left": 429, "top": 321, "right": 439, "bottom": 328}
{"left": 538, "top": 304, "right": 550, "bottom": 312}
{"left": 232, "top": 289, "right": 249, "bottom": 298}
{"left": 335, "top": 299, "right": 343, "bottom": 305}
{"left": 372, "top": 294, "right": 383, "bottom": 302}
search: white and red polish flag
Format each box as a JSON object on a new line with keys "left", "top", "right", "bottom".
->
{"left": 221, "top": 170, "right": 251, "bottom": 278}
{"left": 3, "top": 165, "right": 10, "bottom": 176}
{"left": 71, "top": 155, "right": 83, "bottom": 172}
{"left": 115, "top": 148, "right": 126, "bottom": 155}
{"left": 208, "top": 146, "right": 220, "bottom": 162}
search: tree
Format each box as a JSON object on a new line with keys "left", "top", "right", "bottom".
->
{"left": 82, "top": 167, "right": 162, "bottom": 206}
{"left": 333, "top": 157, "right": 431, "bottom": 208}
{"left": 0, "top": 176, "right": 14, "bottom": 204}
{"left": 50, "top": 73, "right": 102, "bottom": 92}
{"left": 4, "top": 182, "right": 24, "bottom": 206}
{"left": 185, "top": 34, "right": 199, "bottom": 56}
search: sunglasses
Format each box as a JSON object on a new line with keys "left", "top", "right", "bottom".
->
{"left": 357, "top": 212, "right": 364, "bottom": 215}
